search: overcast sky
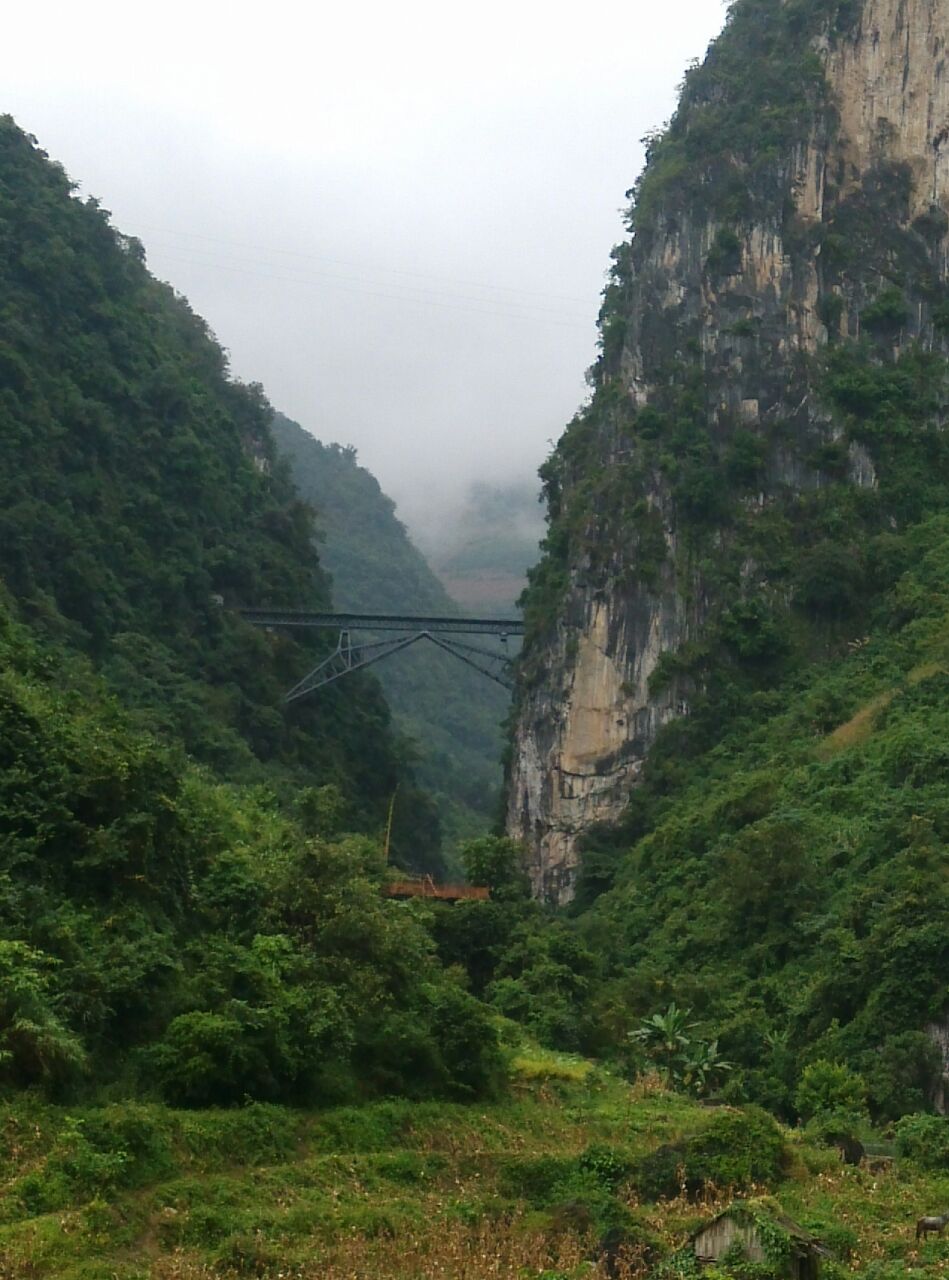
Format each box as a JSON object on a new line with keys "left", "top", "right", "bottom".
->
{"left": 4, "top": 0, "right": 726, "bottom": 541}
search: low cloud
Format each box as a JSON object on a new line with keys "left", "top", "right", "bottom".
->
{"left": 2, "top": 0, "right": 727, "bottom": 540}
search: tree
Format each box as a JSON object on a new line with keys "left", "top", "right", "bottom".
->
{"left": 0, "top": 941, "right": 86, "bottom": 1088}
{"left": 460, "top": 836, "right": 531, "bottom": 900}
{"left": 628, "top": 1003, "right": 732, "bottom": 1096}
{"left": 795, "top": 1059, "right": 868, "bottom": 1123}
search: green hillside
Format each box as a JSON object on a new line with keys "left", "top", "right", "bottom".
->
{"left": 0, "top": 117, "right": 510, "bottom": 1101}
{"left": 424, "top": 479, "right": 545, "bottom": 615}
{"left": 511, "top": 0, "right": 949, "bottom": 1118}
{"left": 9, "top": 0, "right": 949, "bottom": 1265}
{"left": 572, "top": 512, "right": 949, "bottom": 1118}
{"left": 270, "top": 413, "right": 510, "bottom": 848}
{"left": 0, "top": 116, "right": 439, "bottom": 870}
{"left": 5, "top": 1054, "right": 949, "bottom": 1280}
{"left": 0, "top": 585, "right": 499, "bottom": 1102}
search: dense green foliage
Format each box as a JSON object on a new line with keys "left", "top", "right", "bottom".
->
{"left": 0, "top": 117, "right": 438, "bottom": 870}
{"left": 270, "top": 414, "right": 509, "bottom": 847}
{"left": 0, "top": 117, "right": 521, "bottom": 1104}
{"left": 431, "top": 837, "right": 599, "bottom": 1053}
{"left": 628, "top": 1003, "right": 733, "bottom": 1097}
{"left": 0, "top": 585, "right": 503, "bottom": 1102}
{"left": 514, "top": 0, "right": 949, "bottom": 1126}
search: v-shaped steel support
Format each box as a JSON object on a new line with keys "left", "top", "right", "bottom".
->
{"left": 284, "top": 629, "right": 515, "bottom": 702}
{"left": 286, "top": 630, "right": 427, "bottom": 702}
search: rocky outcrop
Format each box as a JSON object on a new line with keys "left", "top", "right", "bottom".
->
{"left": 824, "top": 0, "right": 949, "bottom": 216}
{"left": 508, "top": 0, "right": 949, "bottom": 902}
{"left": 509, "top": 586, "right": 692, "bottom": 901}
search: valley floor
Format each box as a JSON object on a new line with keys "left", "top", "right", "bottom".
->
{"left": 2, "top": 1047, "right": 948, "bottom": 1279}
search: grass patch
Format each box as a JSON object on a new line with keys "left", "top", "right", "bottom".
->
{"left": 4, "top": 1075, "right": 949, "bottom": 1277}
{"left": 821, "top": 691, "right": 895, "bottom": 755}
{"left": 510, "top": 1048, "right": 594, "bottom": 1082}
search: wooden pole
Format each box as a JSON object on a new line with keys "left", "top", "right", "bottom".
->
{"left": 383, "top": 785, "right": 399, "bottom": 862}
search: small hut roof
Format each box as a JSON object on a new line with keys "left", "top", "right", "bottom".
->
{"left": 690, "top": 1200, "right": 831, "bottom": 1257}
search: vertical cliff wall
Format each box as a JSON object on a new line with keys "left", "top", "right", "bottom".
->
{"left": 509, "top": 0, "right": 949, "bottom": 901}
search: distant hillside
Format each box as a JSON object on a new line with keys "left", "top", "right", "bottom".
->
{"left": 0, "top": 119, "right": 444, "bottom": 864}
{"left": 271, "top": 414, "right": 510, "bottom": 848}
{"left": 422, "top": 480, "right": 545, "bottom": 616}
{"left": 0, "top": 118, "right": 522, "bottom": 1105}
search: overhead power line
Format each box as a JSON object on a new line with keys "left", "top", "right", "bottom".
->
{"left": 151, "top": 239, "right": 595, "bottom": 330}
{"left": 135, "top": 220, "right": 595, "bottom": 308}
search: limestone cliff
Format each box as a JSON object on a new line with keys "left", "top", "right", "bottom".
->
{"left": 509, "top": 0, "right": 949, "bottom": 901}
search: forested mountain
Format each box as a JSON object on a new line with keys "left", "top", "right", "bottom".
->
{"left": 0, "top": 117, "right": 507, "bottom": 1100}
{"left": 10, "top": 1, "right": 949, "bottom": 1268}
{"left": 0, "top": 118, "right": 443, "bottom": 863}
{"left": 271, "top": 413, "right": 509, "bottom": 846}
{"left": 422, "top": 479, "right": 545, "bottom": 615}
{"left": 507, "top": 0, "right": 949, "bottom": 1110}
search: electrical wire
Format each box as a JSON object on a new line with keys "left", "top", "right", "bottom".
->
{"left": 135, "top": 220, "right": 595, "bottom": 308}
{"left": 151, "top": 239, "right": 595, "bottom": 329}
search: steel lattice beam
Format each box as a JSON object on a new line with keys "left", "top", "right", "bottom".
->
{"left": 285, "top": 631, "right": 426, "bottom": 703}
{"left": 282, "top": 629, "right": 516, "bottom": 702}
{"left": 424, "top": 633, "right": 515, "bottom": 690}
{"left": 239, "top": 607, "right": 524, "bottom": 637}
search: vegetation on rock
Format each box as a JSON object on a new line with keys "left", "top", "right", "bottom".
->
{"left": 513, "top": 0, "right": 949, "bottom": 1138}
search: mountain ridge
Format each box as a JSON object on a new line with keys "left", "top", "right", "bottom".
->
{"left": 0, "top": 116, "right": 512, "bottom": 1103}
{"left": 509, "top": 0, "right": 949, "bottom": 900}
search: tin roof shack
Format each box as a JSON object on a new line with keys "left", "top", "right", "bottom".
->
{"left": 691, "top": 1201, "right": 829, "bottom": 1280}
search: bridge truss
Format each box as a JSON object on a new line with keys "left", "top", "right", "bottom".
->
{"left": 238, "top": 609, "right": 525, "bottom": 702}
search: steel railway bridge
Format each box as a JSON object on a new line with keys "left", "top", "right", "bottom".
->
{"left": 238, "top": 608, "right": 524, "bottom": 703}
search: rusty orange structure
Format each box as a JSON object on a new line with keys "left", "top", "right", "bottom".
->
{"left": 384, "top": 877, "right": 489, "bottom": 902}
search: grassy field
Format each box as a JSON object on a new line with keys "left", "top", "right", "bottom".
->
{"left": 1, "top": 1048, "right": 947, "bottom": 1279}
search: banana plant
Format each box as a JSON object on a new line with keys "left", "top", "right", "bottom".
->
{"left": 628, "top": 1003, "right": 732, "bottom": 1095}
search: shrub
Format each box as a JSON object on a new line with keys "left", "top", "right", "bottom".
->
{"left": 707, "top": 227, "right": 743, "bottom": 276}
{"left": 794, "top": 541, "right": 864, "bottom": 617}
{"left": 628, "top": 1003, "right": 733, "bottom": 1096}
{"left": 795, "top": 1060, "right": 867, "bottom": 1122}
{"left": 894, "top": 1112, "right": 949, "bottom": 1169}
{"left": 177, "top": 1103, "right": 300, "bottom": 1167}
{"left": 861, "top": 287, "right": 909, "bottom": 334}
{"left": 686, "top": 1106, "right": 787, "bottom": 1189}
{"left": 424, "top": 983, "right": 507, "bottom": 1100}
{"left": 932, "top": 300, "right": 949, "bottom": 333}
{"left": 148, "top": 1011, "right": 272, "bottom": 1107}
{"left": 819, "top": 1223, "right": 860, "bottom": 1260}
{"left": 577, "top": 1143, "right": 633, "bottom": 1191}
{"left": 16, "top": 1115, "right": 129, "bottom": 1213}
{"left": 633, "top": 1107, "right": 786, "bottom": 1200}
{"left": 80, "top": 1104, "right": 175, "bottom": 1188}
{"left": 634, "top": 1142, "right": 689, "bottom": 1201}
{"left": 0, "top": 941, "right": 87, "bottom": 1091}
{"left": 500, "top": 1154, "right": 578, "bottom": 1203}
{"left": 818, "top": 292, "right": 845, "bottom": 332}
{"left": 865, "top": 1031, "right": 942, "bottom": 1121}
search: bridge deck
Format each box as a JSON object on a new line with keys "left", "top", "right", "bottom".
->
{"left": 384, "top": 880, "right": 489, "bottom": 902}
{"left": 238, "top": 608, "right": 524, "bottom": 636}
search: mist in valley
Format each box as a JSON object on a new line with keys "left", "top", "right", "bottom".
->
{"left": 1, "top": 0, "right": 726, "bottom": 562}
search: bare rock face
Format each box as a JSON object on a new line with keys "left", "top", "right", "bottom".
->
{"left": 510, "top": 586, "right": 692, "bottom": 901}
{"left": 508, "top": 0, "right": 949, "bottom": 902}
{"left": 825, "top": 0, "right": 949, "bottom": 214}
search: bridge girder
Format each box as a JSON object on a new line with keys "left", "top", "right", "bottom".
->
{"left": 238, "top": 608, "right": 524, "bottom": 638}
{"left": 239, "top": 610, "right": 522, "bottom": 702}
